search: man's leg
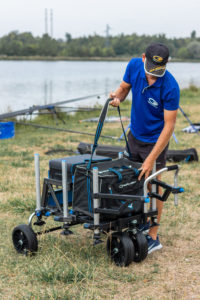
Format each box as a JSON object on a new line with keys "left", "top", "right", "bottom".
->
{"left": 145, "top": 147, "right": 168, "bottom": 253}
{"left": 148, "top": 174, "right": 163, "bottom": 240}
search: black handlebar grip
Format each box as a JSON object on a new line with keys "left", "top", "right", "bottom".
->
{"left": 167, "top": 165, "right": 178, "bottom": 171}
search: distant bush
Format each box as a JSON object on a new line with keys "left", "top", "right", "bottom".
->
{"left": 189, "top": 84, "right": 199, "bottom": 92}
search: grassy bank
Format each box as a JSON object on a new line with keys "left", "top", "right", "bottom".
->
{"left": 0, "top": 88, "right": 200, "bottom": 299}
{"left": 0, "top": 56, "right": 131, "bottom": 62}
{"left": 1, "top": 56, "right": 200, "bottom": 62}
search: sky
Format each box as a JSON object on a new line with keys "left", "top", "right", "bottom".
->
{"left": 0, "top": 0, "right": 200, "bottom": 39}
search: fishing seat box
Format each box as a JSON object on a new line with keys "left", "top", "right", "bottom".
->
{"left": 77, "top": 142, "right": 124, "bottom": 159}
{"left": 73, "top": 157, "right": 144, "bottom": 219}
{"left": 49, "top": 154, "right": 112, "bottom": 185}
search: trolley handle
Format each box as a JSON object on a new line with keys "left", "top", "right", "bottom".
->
{"left": 166, "top": 165, "right": 179, "bottom": 171}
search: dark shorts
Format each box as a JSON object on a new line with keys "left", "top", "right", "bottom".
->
{"left": 126, "top": 130, "right": 168, "bottom": 170}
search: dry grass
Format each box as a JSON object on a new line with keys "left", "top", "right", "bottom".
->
{"left": 0, "top": 89, "right": 200, "bottom": 299}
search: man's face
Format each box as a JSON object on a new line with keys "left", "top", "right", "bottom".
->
{"left": 142, "top": 53, "right": 157, "bottom": 80}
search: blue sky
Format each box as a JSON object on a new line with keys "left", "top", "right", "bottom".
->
{"left": 0, "top": 0, "right": 200, "bottom": 39}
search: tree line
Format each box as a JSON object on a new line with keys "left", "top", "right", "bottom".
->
{"left": 0, "top": 30, "right": 200, "bottom": 59}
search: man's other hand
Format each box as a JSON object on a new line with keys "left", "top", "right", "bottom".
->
{"left": 109, "top": 92, "right": 121, "bottom": 107}
{"left": 138, "top": 157, "right": 155, "bottom": 180}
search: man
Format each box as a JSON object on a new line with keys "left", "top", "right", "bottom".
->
{"left": 109, "top": 42, "right": 180, "bottom": 254}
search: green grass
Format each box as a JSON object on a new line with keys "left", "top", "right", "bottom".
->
{"left": 0, "top": 88, "right": 200, "bottom": 299}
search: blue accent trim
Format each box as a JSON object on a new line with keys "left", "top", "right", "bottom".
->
{"left": 89, "top": 177, "right": 92, "bottom": 212}
{"left": 133, "top": 168, "right": 139, "bottom": 176}
{"left": 69, "top": 209, "right": 74, "bottom": 215}
{"left": 84, "top": 223, "right": 90, "bottom": 229}
{"left": 109, "top": 187, "right": 113, "bottom": 194}
{"left": 93, "top": 167, "right": 98, "bottom": 170}
{"left": 40, "top": 105, "right": 55, "bottom": 110}
{"left": 45, "top": 211, "right": 51, "bottom": 217}
{"left": 185, "top": 155, "right": 191, "bottom": 162}
{"left": 36, "top": 211, "right": 41, "bottom": 217}
{"left": 172, "top": 132, "right": 179, "bottom": 144}
{"left": 108, "top": 168, "right": 122, "bottom": 182}
{"left": 87, "top": 177, "right": 92, "bottom": 213}
{"left": 120, "top": 200, "right": 133, "bottom": 210}
{"left": 47, "top": 189, "right": 72, "bottom": 207}
{"left": 120, "top": 165, "right": 139, "bottom": 176}
{"left": 119, "top": 123, "right": 130, "bottom": 140}
{"left": 179, "top": 188, "right": 184, "bottom": 193}
{"left": 144, "top": 197, "right": 150, "bottom": 203}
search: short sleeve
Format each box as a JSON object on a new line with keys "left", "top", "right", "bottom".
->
{"left": 163, "top": 86, "right": 180, "bottom": 111}
{"left": 123, "top": 61, "right": 131, "bottom": 84}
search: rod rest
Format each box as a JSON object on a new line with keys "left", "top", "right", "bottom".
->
{"left": 149, "top": 179, "right": 184, "bottom": 202}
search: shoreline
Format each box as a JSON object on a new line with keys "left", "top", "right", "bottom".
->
{"left": 0, "top": 55, "right": 200, "bottom": 62}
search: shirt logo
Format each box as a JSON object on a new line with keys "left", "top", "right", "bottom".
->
{"left": 153, "top": 55, "right": 163, "bottom": 63}
{"left": 148, "top": 98, "right": 158, "bottom": 108}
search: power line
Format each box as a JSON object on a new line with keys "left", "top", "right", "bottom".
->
{"left": 105, "top": 24, "right": 111, "bottom": 47}
{"left": 50, "top": 9, "right": 53, "bottom": 38}
{"left": 45, "top": 8, "right": 48, "bottom": 35}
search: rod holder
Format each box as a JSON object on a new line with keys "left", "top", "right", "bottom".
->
{"left": 62, "top": 160, "right": 69, "bottom": 220}
{"left": 34, "top": 153, "right": 41, "bottom": 212}
{"left": 174, "top": 168, "right": 179, "bottom": 206}
{"left": 93, "top": 167, "right": 100, "bottom": 236}
{"left": 143, "top": 167, "right": 168, "bottom": 213}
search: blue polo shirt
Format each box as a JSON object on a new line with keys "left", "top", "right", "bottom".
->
{"left": 123, "top": 58, "right": 180, "bottom": 143}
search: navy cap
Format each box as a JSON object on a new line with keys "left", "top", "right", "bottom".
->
{"left": 144, "top": 43, "right": 169, "bottom": 77}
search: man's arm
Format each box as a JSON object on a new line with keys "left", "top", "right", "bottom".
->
{"left": 109, "top": 81, "right": 131, "bottom": 107}
{"left": 138, "top": 109, "right": 178, "bottom": 180}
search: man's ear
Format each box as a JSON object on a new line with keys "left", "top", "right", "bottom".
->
{"left": 142, "top": 53, "right": 145, "bottom": 62}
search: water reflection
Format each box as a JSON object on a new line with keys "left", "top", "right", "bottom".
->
{"left": 44, "top": 80, "right": 53, "bottom": 105}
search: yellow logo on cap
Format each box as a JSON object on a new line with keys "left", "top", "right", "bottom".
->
{"left": 149, "top": 66, "right": 166, "bottom": 72}
{"left": 153, "top": 56, "right": 163, "bottom": 63}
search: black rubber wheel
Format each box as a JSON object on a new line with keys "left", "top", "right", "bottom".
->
{"left": 12, "top": 224, "right": 38, "bottom": 255}
{"left": 130, "top": 232, "right": 148, "bottom": 262}
{"left": 107, "top": 232, "right": 135, "bottom": 267}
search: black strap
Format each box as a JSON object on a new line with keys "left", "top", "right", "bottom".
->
{"left": 117, "top": 106, "right": 132, "bottom": 159}
{"left": 87, "top": 98, "right": 112, "bottom": 170}
{"left": 87, "top": 99, "right": 132, "bottom": 170}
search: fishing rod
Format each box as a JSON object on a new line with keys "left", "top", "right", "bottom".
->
{"left": 179, "top": 105, "right": 200, "bottom": 136}
{"left": 0, "top": 92, "right": 106, "bottom": 121}
{"left": 54, "top": 106, "right": 128, "bottom": 112}
{"left": 29, "top": 106, "right": 128, "bottom": 115}
{"left": 14, "top": 121, "right": 119, "bottom": 140}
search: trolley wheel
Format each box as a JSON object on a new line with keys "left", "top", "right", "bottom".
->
{"left": 12, "top": 224, "right": 38, "bottom": 255}
{"left": 107, "top": 232, "right": 135, "bottom": 267}
{"left": 130, "top": 232, "right": 148, "bottom": 262}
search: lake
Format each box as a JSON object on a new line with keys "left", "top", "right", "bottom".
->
{"left": 0, "top": 60, "right": 200, "bottom": 113}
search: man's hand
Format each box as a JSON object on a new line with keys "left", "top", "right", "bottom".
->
{"left": 138, "top": 156, "right": 155, "bottom": 180}
{"left": 138, "top": 109, "right": 178, "bottom": 181}
{"left": 109, "top": 81, "right": 131, "bottom": 107}
{"left": 109, "top": 92, "right": 121, "bottom": 107}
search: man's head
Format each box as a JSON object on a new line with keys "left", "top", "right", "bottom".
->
{"left": 142, "top": 43, "right": 169, "bottom": 77}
